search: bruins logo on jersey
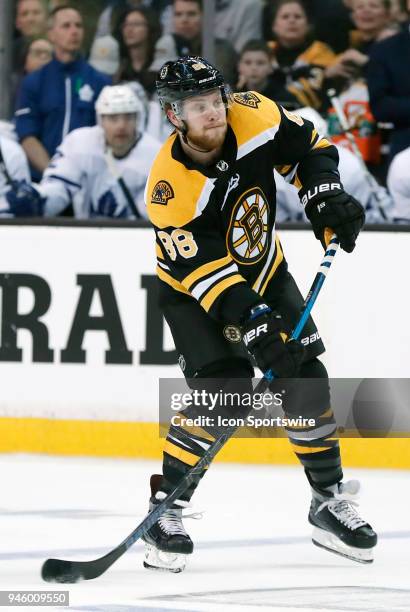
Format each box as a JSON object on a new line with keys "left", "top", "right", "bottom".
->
{"left": 233, "top": 92, "right": 261, "bottom": 109}
{"left": 227, "top": 187, "right": 269, "bottom": 265}
{"left": 151, "top": 180, "right": 175, "bottom": 206}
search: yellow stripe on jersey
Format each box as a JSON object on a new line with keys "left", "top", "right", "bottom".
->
{"left": 146, "top": 133, "right": 208, "bottom": 230}
{"left": 157, "top": 265, "right": 191, "bottom": 295}
{"left": 259, "top": 236, "right": 284, "bottom": 296}
{"left": 276, "top": 164, "right": 293, "bottom": 176}
{"left": 182, "top": 254, "right": 233, "bottom": 292}
{"left": 310, "top": 129, "right": 318, "bottom": 144}
{"left": 163, "top": 440, "right": 199, "bottom": 466}
{"left": 156, "top": 243, "right": 164, "bottom": 260}
{"left": 313, "top": 137, "right": 333, "bottom": 151}
{"left": 200, "top": 274, "right": 245, "bottom": 312}
{"left": 228, "top": 92, "right": 282, "bottom": 150}
{"left": 292, "top": 172, "right": 303, "bottom": 190}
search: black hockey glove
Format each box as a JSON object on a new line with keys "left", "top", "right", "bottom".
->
{"left": 300, "top": 179, "right": 365, "bottom": 253}
{"left": 242, "top": 305, "right": 305, "bottom": 378}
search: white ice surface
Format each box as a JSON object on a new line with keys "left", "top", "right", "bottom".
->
{"left": 1, "top": 454, "right": 409, "bottom": 612}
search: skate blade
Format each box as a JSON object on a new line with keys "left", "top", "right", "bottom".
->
{"left": 312, "top": 527, "right": 374, "bottom": 564}
{"left": 143, "top": 544, "right": 186, "bottom": 573}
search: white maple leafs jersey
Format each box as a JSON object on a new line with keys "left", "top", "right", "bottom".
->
{"left": 40, "top": 125, "right": 161, "bottom": 218}
{"left": 276, "top": 144, "right": 393, "bottom": 223}
{"left": 387, "top": 146, "right": 410, "bottom": 223}
{"left": 0, "top": 135, "right": 31, "bottom": 216}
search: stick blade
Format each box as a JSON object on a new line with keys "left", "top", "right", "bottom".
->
{"left": 41, "top": 558, "right": 86, "bottom": 583}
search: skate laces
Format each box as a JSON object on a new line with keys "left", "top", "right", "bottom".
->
{"left": 154, "top": 492, "right": 203, "bottom": 536}
{"left": 316, "top": 480, "right": 367, "bottom": 530}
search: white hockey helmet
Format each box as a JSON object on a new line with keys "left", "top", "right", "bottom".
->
{"left": 95, "top": 85, "right": 143, "bottom": 118}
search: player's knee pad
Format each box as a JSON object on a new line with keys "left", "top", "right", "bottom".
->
{"left": 184, "top": 358, "right": 254, "bottom": 427}
{"left": 284, "top": 357, "right": 331, "bottom": 418}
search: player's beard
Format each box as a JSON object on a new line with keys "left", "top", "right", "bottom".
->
{"left": 186, "top": 123, "right": 227, "bottom": 153}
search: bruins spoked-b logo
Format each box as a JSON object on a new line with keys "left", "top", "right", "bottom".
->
{"left": 227, "top": 187, "right": 269, "bottom": 265}
{"left": 151, "top": 180, "right": 174, "bottom": 206}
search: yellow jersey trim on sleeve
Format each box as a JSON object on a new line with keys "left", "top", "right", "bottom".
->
{"left": 229, "top": 92, "right": 282, "bottom": 160}
{"left": 146, "top": 133, "right": 211, "bottom": 230}
{"left": 156, "top": 265, "right": 191, "bottom": 296}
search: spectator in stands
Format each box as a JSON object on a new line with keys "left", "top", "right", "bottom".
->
{"left": 23, "top": 37, "right": 54, "bottom": 74}
{"left": 266, "top": 0, "right": 336, "bottom": 111}
{"left": 9, "top": 85, "right": 161, "bottom": 218}
{"left": 300, "top": 0, "right": 354, "bottom": 53}
{"left": 150, "top": 0, "right": 237, "bottom": 86}
{"left": 13, "top": 37, "right": 54, "bottom": 107}
{"left": 236, "top": 40, "right": 299, "bottom": 108}
{"left": 15, "top": 5, "right": 111, "bottom": 181}
{"left": 113, "top": 7, "right": 160, "bottom": 94}
{"left": 0, "top": 135, "right": 41, "bottom": 217}
{"left": 390, "top": 0, "right": 409, "bottom": 23}
{"left": 13, "top": 0, "right": 48, "bottom": 76}
{"left": 387, "top": 146, "right": 410, "bottom": 221}
{"left": 367, "top": 0, "right": 410, "bottom": 159}
{"left": 214, "top": 0, "right": 263, "bottom": 53}
{"left": 94, "top": 1, "right": 172, "bottom": 40}
{"left": 89, "top": 35, "right": 120, "bottom": 76}
{"left": 325, "top": 0, "right": 396, "bottom": 82}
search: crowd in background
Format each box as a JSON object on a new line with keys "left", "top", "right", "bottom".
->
{"left": 0, "top": 0, "right": 409, "bottom": 222}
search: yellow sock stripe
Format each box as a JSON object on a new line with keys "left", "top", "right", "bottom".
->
{"left": 179, "top": 423, "right": 216, "bottom": 443}
{"left": 291, "top": 444, "right": 332, "bottom": 454}
{"left": 163, "top": 440, "right": 200, "bottom": 466}
{"left": 200, "top": 275, "right": 245, "bottom": 312}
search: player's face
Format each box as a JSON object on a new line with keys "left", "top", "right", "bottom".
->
{"left": 180, "top": 89, "right": 228, "bottom": 152}
{"left": 121, "top": 10, "right": 149, "bottom": 47}
{"left": 238, "top": 51, "right": 272, "bottom": 88}
{"left": 16, "top": 0, "right": 47, "bottom": 37}
{"left": 48, "top": 9, "right": 84, "bottom": 54}
{"left": 173, "top": 0, "right": 202, "bottom": 40}
{"left": 352, "top": 0, "right": 390, "bottom": 32}
{"left": 273, "top": 2, "right": 309, "bottom": 47}
{"left": 102, "top": 113, "right": 137, "bottom": 154}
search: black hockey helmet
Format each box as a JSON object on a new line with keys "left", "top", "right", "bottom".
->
{"left": 156, "top": 56, "right": 231, "bottom": 115}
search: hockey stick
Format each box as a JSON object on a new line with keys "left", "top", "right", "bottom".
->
{"left": 327, "top": 88, "right": 389, "bottom": 220}
{"left": 41, "top": 234, "right": 339, "bottom": 583}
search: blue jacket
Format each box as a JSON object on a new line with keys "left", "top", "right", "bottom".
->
{"left": 367, "top": 26, "right": 410, "bottom": 158}
{"left": 15, "top": 56, "right": 111, "bottom": 159}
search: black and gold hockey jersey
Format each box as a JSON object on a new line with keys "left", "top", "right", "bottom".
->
{"left": 146, "top": 92, "right": 339, "bottom": 325}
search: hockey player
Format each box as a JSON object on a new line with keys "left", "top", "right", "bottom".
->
{"left": 144, "top": 56, "right": 377, "bottom": 573}
{"left": 35, "top": 84, "right": 161, "bottom": 218}
{"left": 0, "top": 133, "right": 43, "bottom": 217}
{"left": 387, "top": 146, "right": 410, "bottom": 222}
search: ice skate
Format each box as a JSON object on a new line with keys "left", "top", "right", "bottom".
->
{"left": 309, "top": 479, "right": 377, "bottom": 563}
{"left": 142, "top": 475, "right": 194, "bottom": 573}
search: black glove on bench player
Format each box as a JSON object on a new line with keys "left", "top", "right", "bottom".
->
{"left": 300, "top": 177, "right": 365, "bottom": 253}
{"left": 242, "top": 304, "right": 305, "bottom": 378}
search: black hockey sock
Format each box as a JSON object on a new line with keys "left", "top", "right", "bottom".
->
{"left": 285, "top": 358, "right": 343, "bottom": 489}
{"left": 161, "top": 363, "right": 253, "bottom": 501}
{"left": 161, "top": 420, "right": 216, "bottom": 501}
{"left": 287, "top": 407, "right": 343, "bottom": 489}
